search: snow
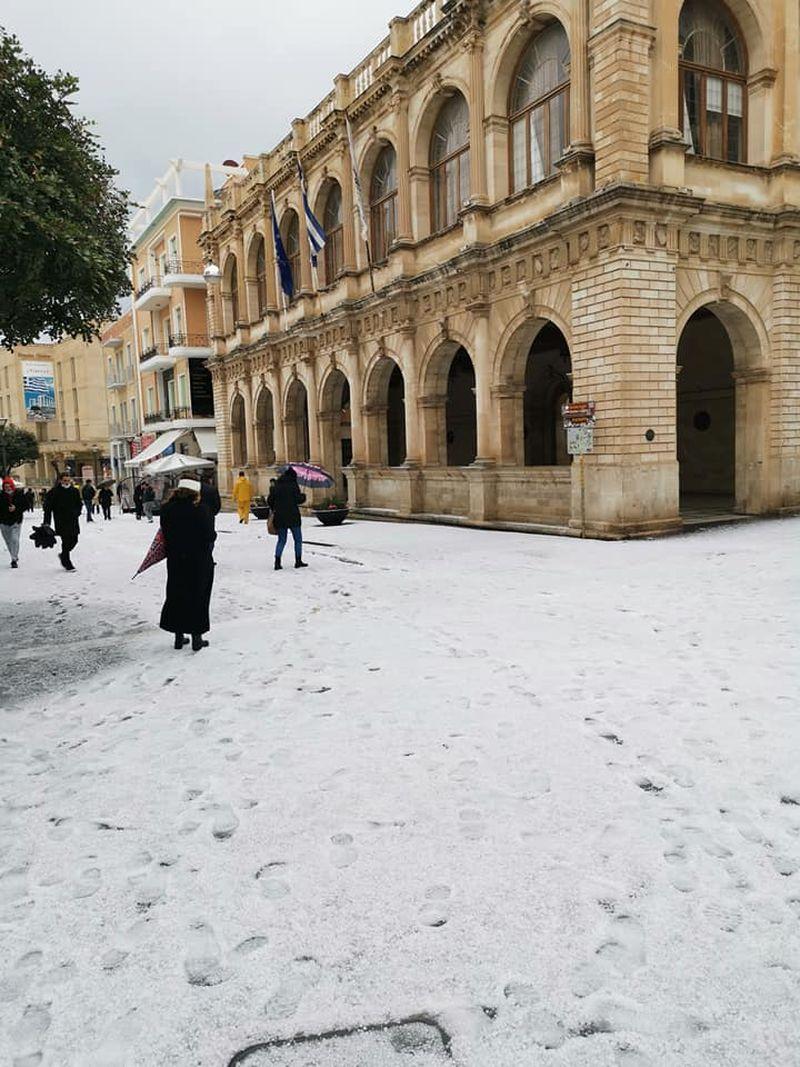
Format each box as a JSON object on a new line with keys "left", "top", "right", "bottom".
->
{"left": 1, "top": 508, "right": 799, "bottom": 1066}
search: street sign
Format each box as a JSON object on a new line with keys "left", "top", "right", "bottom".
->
{"left": 562, "top": 401, "right": 596, "bottom": 427}
{"left": 567, "top": 425, "right": 594, "bottom": 455}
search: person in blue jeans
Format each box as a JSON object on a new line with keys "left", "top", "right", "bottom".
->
{"left": 81, "top": 479, "right": 96, "bottom": 521}
{"left": 267, "top": 467, "right": 307, "bottom": 570}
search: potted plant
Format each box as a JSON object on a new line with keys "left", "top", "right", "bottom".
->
{"left": 251, "top": 494, "right": 271, "bottom": 520}
{"left": 312, "top": 496, "right": 349, "bottom": 526}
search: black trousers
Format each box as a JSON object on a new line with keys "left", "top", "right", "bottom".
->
{"left": 59, "top": 531, "right": 78, "bottom": 560}
{"left": 101, "top": 504, "right": 112, "bottom": 519}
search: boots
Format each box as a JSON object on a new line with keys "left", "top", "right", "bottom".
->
{"left": 59, "top": 551, "right": 75, "bottom": 571}
{"left": 274, "top": 558, "right": 282, "bottom": 570}
{"left": 191, "top": 634, "right": 209, "bottom": 652}
{"left": 174, "top": 633, "right": 188, "bottom": 650}
{"left": 295, "top": 559, "right": 308, "bottom": 569}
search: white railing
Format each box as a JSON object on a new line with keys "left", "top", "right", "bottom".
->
{"left": 307, "top": 93, "right": 335, "bottom": 140}
{"left": 412, "top": 0, "right": 442, "bottom": 43}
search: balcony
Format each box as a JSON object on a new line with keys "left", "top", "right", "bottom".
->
{"left": 134, "top": 276, "right": 170, "bottom": 312}
{"left": 102, "top": 336, "right": 123, "bottom": 349}
{"left": 139, "top": 343, "right": 175, "bottom": 373}
{"left": 162, "top": 257, "right": 207, "bottom": 290}
{"left": 106, "top": 376, "right": 128, "bottom": 390}
{"left": 110, "top": 421, "right": 133, "bottom": 438}
{"left": 167, "top": 332, "right": 212, "bottom": 359}
{"left": 143, "top": 406, "right": 215, "bottom": 433}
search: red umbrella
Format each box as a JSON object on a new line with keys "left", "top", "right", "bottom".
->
{"left": 132, "top": 528, "right": 166, "bottom": 579}
{"left": 279, "top": 462, "right": 334, "bottom": 489}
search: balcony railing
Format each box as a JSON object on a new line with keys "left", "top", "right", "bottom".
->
{"left": 134, "top": 277, "right": 160, "bottom": 300}
{"left": 110, "top": 421, "right": 133, "bottom": 437}
{"left": 168, "top": 332, "right": 210, "bottom": 349}
{"left": 163, "top": 257, "right": 205, "bottom": 276}
{"left": 144, "top": 406, "right": 193, "bottom": 425}
{"left": 139, "top": 343, "right": 167, "bottom": 363}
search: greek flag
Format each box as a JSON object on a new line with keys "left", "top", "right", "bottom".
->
{"left": 297, "top": 158, "right": 326, "bottom": 267}
{"left": 270, "top": 190, "right": 294, "bottom": 301}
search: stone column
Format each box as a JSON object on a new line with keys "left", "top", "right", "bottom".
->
{"left": 305, "top": 358, "right": 322, "bottom": 464}
{"left": 773, "top": 0, "right": 800, "bottom": 164}
{"left": 347, "top": 351, "right": 366, "bottom": 464}
{"left": 296, "top": 194, "right": 314, "bottom": 297}
{"left": 470, "top": 302, "right": 494, "bottom": 463}
{"left": 467, "top": 32, "right": 488, "bottom": 205}
{"left": 339, "top": 134, "right": 358, "bottom": 272}
{"left": 398, "top": 326, "right": 421, "bottom": 465}
{"left": 261, "top": 199, "right": 279, "bottom": 314}
{"left": 767, "top": 249, "right": 800, "bottom": 508}
{"left": 648, "top": 0, "right": 686, "bottom": 187}
{"left": 269, "top": 364, "right": 287, "bottom": 465}
{"left": 569, "top": 0, "right": 592, "bottom": 151}
{"left": 234, "top": 224, "right": 249, "bottom": 329}
{"left": 394, "top": 89, "right": 414, "bottom": 242}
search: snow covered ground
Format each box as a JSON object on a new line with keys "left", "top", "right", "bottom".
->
{"left": 1, "top": 508, "right": 799, "bottom": 1066}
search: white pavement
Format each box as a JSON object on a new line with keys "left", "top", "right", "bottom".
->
{"left": 1, "top": 510, "right": 799, "bottom": 1066}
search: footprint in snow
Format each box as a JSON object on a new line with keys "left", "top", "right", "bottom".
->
{"left": 264, "top": 957, "right": 321, "bottom": 1020}
{"left": 256, "top": 862, "right": 291, "bottom": 900}
{"left": 0, "top": 866, "right": 29, "bottom": 906}
{"left": 594, "top": 914, "right": 646, "bottom": 975}
{"left": 72, "top": 867, "right": 102, "bottom": 899}
{"left": 458, "top": 808, "right": 486, "bottom": 841}
{"left": 184, "top": 921, "right": 230, "bottom": 986}
{"left": 0, "top": 950, "right": 43, "bottom": 1004}
{"left": 330, "top": 833, "right": 358, "bottom": 868}
{"left": 212, "top": 805, "right": 239, "bottom": 840}
{"left": 10, "top": 1003, "right": 51, "bottom": 1065}
{"left": 419, "top": 885, "right": 451, "bottom": 927}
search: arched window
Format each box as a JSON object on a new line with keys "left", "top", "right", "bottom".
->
{"left": 231, "top": 393, "right": 247, "bottom": 468}
{"left": 679, "top": 0, "right": 746, "bottom": 163}
{"left": 225, "top": 256, "right": 239, "bottom": 331}
{"left": 509, "top": 22, "right": 570, "bottom": 193}
{"left": 370, "top": 146, "right": 398, "bottom": 262}
{"left": 430, "top": 93, "right": 470, "bottom": 233}
{"left": 322, "top": 183, "right": 343, "bottom": 285}
{"left": 254, "top": 236, "right": 267, "bottom": 316}
{"left": 284, "top": 212, "right": 301, "bottom": 298}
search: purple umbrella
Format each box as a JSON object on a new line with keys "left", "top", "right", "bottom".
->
{"left": 280, "top": 462, "right": 335, "bottom": 489}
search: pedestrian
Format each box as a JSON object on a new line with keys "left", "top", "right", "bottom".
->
{"left": 39, "top": 487, "right": 48, "bottom": 510}
{"left": 232, "top": 470, "right": 253, "bottom": 524}
{"left": 98, "top": 484, "right": 113, "bottom": 520}
{"left": 199, "top": 472, "right": 221, "bottom": 543}
{"left": 0, "top": 476, "right": 28, "bottom": 569}
{"left": 159, "top": 478, "right": 214, "bottom": 652}
{"left": 133, "top": 481, "right": 144, "bottom": 521}
{"left": 44, "top": 471, "right": 82, "bottom": 571}
{"left": 82, "top": 479, "right": 96, "bottom": 522}
{"left": 143, "top": 481, "right": 156, "bottom": 523}
{"left": 267, "top": 467, "right": 308, "bottom": 570}
{"left": 24, "top": 488, "right": 35, "bottom": 513}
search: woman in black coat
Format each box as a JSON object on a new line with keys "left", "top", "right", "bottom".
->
{"left": 266, "top": 467, "right": 307, "bottom": 571}
{"left": 44, "top": 472, "right": 83, "bottom": 570}
{"left": 159, "top": 479, "right": 214, "bottom": 651}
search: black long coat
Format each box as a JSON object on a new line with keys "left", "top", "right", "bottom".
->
{"left": 44, "top": 484, "right": 82, "bottom": 538}
{"left": 159, "top": 497, "right": 214, "bottom": 636}
{"left": 0, "top": 489, "right": 27, "bottom": 526}
{"left": 267, "top": 474, "right": 306, "bottom": 531}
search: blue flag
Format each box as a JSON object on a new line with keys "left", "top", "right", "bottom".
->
{"left": 297, "top": 158, "right": 326, "bottom": 268}
{"left": 270, "top": 190, "right": 294, "bottom": 301}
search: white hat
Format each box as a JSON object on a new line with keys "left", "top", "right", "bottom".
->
{"left": 177, "top": 479, "right": 201, "bottom": 493}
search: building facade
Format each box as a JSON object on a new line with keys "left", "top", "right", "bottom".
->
{"left": 0, "top": 338, "right": 110, "bottom": 485}
{"left": 101, "top": 311, "right": 141, "bottom": 482}
{"left": 201, "top": 0, "right": 800, "bottom": 537}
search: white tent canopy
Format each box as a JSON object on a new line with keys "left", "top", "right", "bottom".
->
{"left": 125, "top": 429, "right": 184, "bottom": 468}
{"left": 146, "top": 453, "right": 215, "bottom": 475}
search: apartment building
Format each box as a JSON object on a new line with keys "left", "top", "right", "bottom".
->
{"left": 101, "top": 311, "right": 140, "bottom": 482}
{"left": 200, "top": 0, "right": 800, "bottom": 537}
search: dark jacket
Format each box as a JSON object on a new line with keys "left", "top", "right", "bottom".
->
{"left": 200, "top": 482, "right": 221, "bottom": 540}
{"left": 98, "top": 487, "right": 113, "bottom": 506}
{"left": 267, "top": 471, "right": 306, "bottom": 530}
{"left": 82, "top": 483, "right": 96, "bottom": 503}
{"left": 44, "top": 484, "right": 82, "bottom": 538}
{"left": 0, "top": 489, "right": 27, "bottom": 526}
{"left": 143, "top": 485, "right": 156, "bottom": 503}
{"left": 159, "top": 496, "right": 215, "bottom": 636}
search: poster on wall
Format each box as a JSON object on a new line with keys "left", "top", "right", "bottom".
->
{"left": 21, "top": 361, "right": 57, "bottom": 421}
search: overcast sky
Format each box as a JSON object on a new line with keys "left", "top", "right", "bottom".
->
{"left": 3, "top": 0, "right": 404, "bottom": 204}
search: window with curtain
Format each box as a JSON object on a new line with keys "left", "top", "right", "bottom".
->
{"left": 255, "top": 236, "right": 268, "bottom": 316}
{"left": 370, "top": 145, "right": 398, "bottom": 262}
{"left": 509, "top": 22, "right": 571, "bottom": 193}
{"left": 284, "top": 212, "right": 301, "bottom": 297}
{"left": 323, "top": 183, "right": 343, "bottom": 284}
{"left": 430, "top": 93, "right": 470, "bottom": 233}
{"left": 679, "top": 0, "right": 746, "bottom": 163}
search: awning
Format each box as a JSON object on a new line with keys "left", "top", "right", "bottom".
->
{"left": 193, "top": 428, "right": 218, "bottom": 456}
{"left": 125, "top": 429, "right": 184, "bottom": 468}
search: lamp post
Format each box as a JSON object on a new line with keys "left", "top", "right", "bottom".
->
{"left": 0, "top": 416, "right": 7, "bottom": 475}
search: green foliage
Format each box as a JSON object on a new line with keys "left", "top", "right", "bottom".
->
{"left": 315, "top": 496, "right": 348, "bottom": 510}
{"left": 0, "top": 30, "right": 131, "bottom": 348}
{"left": 0, "top": 422, "right": 39, "bottom": 474}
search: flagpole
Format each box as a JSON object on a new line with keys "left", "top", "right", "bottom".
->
{"left": 345, "top": 113, "right": 375, "bottom": 297}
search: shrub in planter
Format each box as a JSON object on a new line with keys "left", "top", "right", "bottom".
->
{"left": 312, "top": 495, "right": 349, "bottom": 526}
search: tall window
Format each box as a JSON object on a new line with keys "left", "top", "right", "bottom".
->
{"left": 284, "top": 212, "right": 301, "bottom": 297}
{"left": 370, "top": 145, "right": 398, "bottom": 262}
{"left": 430, "top": 93, "right": 470, "bottom": 233}
{"left": 510, "top": 22, "right": 570, "bottom": 193}
{"left": 322, "top": 183, "right": 344, "bottom": 285}
{"left": 679, "top": 0, "right": 746, "bottom": 163}
{"left": 228, "top": 258, "right": 239, "bottom": 326}
{"left": 255, "top": 236, "right": 268, "bottom": 315}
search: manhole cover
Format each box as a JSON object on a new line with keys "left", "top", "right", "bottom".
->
{"left": 229, "top": 1017, "right": 451, "bottom": 1066}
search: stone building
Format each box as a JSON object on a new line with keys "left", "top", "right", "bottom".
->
{"left": 201, "top": 0, "right": 800, "bottom": 537}
{"left": 101, "top": 311, "right": 141, "bottom": 482}
{"left": 0, "top": 338, "right": 110, "bottom": 486}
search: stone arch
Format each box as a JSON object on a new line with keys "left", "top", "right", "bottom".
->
{"left": 254, "top": 382, "right": 276, "bottom": 466}
{"left": 246, "top": 230, "right": 268, "bottom": 319}
{"left": 676, "top": 293, "right": 768, "bottom": 514}
{"left": 363, "top": 352, "right": 406, "bottom": 466}
{"left": 314, "top": 178, "right": 344, "bottom": 286}
{"left": 284, "top": 377, "right": 310, "bottom": 462}
{"left": 280, "top": 208, "right": 301, "bottom": 296}
{"left": 230, "top": 391, "right": 247, "bottom": 468}
{"left": 410, "top": 78, "right": 471, "bottom": 237}
{"left": 420, "top": 338, "right": 477, "bottom": 467}
{"left": 317, "top": 365, "right": 352, "bottom": 495}
{"left": 488, "top": 4, "right": 573, "bottom": 118}
{"left": 221, "top": 252, "right": 239, "bottom": 335}
{"left": 492, "top": 304, "right": 574, "bottom": 386}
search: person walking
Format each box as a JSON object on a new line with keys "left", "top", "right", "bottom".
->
{"left": 133, "top": 481, "right": 144, "bottom": 520}
{"left": 24, "top": 488, "right": 35, "bottom": 513}
{"left": 159, "top": 478, "right": 214, "bottom": 652}
{"left": 232, "top": 470, "right": 253, "bottom": 524}
{"left": 0, "top": 476, "right": 28, "bottom": 568}
{"left": 82, "top": 479, "right": 96, "bottom": 522}
{"left": 44, "top": 471, "right": 82, "bottom": 570}
{"left": 98, "top": 484, "right": 113, "bottom": 520}
{"left": 267, "top": 467, "right": 307, "bottom": 570}
{"left": 143, "top": 481, "right": 156, "bottom": 523}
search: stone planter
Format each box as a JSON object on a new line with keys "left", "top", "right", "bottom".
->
{"left": 313, "top": 507, "right": 349, "bottom": 526}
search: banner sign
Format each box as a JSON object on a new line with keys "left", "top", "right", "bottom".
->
{"left": 22, "top": 361, "right": 56, "bottom": 421}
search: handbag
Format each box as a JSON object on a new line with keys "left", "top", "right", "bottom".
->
{"left": 267, "top": 513, "right": 277, "bottom": 536}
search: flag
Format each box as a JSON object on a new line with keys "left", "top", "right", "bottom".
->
{"left": 345, "top": 114, "right": 369, "bottom": 244}
{"left": 132, "top": 528, "right": 166, "bottom": 579}
{"left": 296, "top": 158, "right": 326, "bottom": 267}
{"left": 270, "top": 190, "right": 294, "bottom": 301}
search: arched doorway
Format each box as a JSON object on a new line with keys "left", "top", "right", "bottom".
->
{"left": 364, "top": 355, "right": 406, "bottom": 466}
{"left": 446, "top": 348, "right": 477, "bottom": 466}
{"left": 677, "top": 307, "right": 735, "bottom": 506}
{"left": 320, "top": 369, "right": 352, "bottom": 495}
{"left": 285, "top": 379, "right": 310, "bottom": 462}
{"left": 387, "top": 365, "right": 406, "bottom": 466}
{"left": 255, "top": 387, "right": 275, "bottom": 466}
{"left": 231, "top": 393, "right": 247, "bottom": 468}
{"left": 523, "top": 323, "right": 572, "bottom": 466}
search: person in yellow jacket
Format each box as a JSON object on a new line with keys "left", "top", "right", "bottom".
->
{"left": 232, "top": 470, "right": 253, "bottom": 524}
